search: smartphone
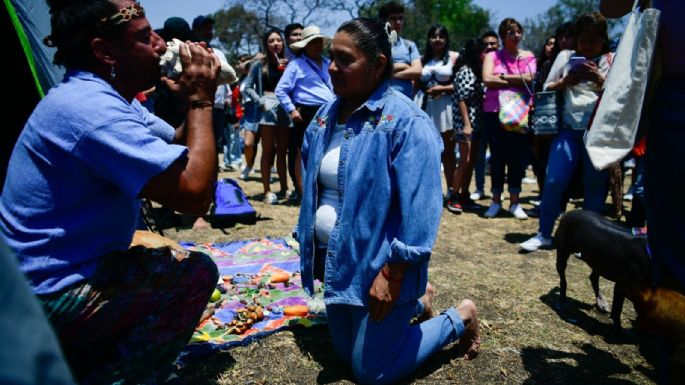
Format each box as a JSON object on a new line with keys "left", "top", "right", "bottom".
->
{"left": 570, "top": 56, "right": 587, "bottom": 72}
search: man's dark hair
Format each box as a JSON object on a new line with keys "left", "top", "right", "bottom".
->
{"left": 44, "top": 0, "right": 124, "bottom": 69}
{"left": 192, "top": 15, "right": 214, "bottom": 30}
{"left": 480, "top": 30, "right": 498, "bottom": 41}
{"left": 378, "top": 1, "right": 404, "bottom": 21}
{"left": 160, "top": 17, "right": 193, "bottom": 42}
{"left": 284, "top": 23, "right": 304, "bottom": 39}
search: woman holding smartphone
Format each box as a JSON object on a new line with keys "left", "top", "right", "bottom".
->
{"left": 520, "top": 12, "right": 614, "bottom": 251}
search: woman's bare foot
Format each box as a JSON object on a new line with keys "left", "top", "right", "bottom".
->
{"left": 192, "top": 217, "right": 209, "bottom": 230}
{"left": 456, "top": 299, "right": 481, "bottom": 360}
{"left": 415, "top": 282, "right": 438, "bottom": 323}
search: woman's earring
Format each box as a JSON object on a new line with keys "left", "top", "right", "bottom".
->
{"left": 110, "top": 66, "right": 116, "bottom": 80}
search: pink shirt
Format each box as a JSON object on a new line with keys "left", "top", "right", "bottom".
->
{"left": 483, "top": 50, "right": 537, "bottom": 112}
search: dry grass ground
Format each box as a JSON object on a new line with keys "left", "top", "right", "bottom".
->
{"left": 162, "top": 160, "right": 656, "bottom": 385}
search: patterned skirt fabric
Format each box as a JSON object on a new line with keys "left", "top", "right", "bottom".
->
{"left": 38, "top": 246, "right": 218, "bottom": 384}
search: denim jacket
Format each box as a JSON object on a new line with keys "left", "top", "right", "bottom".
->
{"left": 297, "top": 81, "right": 444, "bottom": 307}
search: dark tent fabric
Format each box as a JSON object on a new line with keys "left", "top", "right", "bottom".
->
{"left": 9, "top": 0, "right": 64, "bottom": 94}
{"left": 3, "top": 0, "right": 63, "bottom": 189}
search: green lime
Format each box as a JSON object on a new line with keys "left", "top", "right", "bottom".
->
{"left": 210, "top": 288, "right": 222, "bottom": 302}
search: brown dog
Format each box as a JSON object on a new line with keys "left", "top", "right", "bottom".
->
{"left": 632, "top": 287, "right": 685, "bottom": 385}
{"left": 554, "top": 210, "right": 652, "bottom": 329}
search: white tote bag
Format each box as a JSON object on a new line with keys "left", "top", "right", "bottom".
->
{"left": 585, "top": 0, "right": 660, "bottom": 170}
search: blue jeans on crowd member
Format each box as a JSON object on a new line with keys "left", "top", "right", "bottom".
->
{"left": 326, "top": 302, "right": 465, "bottom": 385}
{"left": 212, "top": 107, "right": 226, "bottom": 150}
{"left": 538, "top": 128, "right": 608, "bottom": 238}
{"left": 483, "top": 112, "right": 528, "bottom": 195}
{"left": 646, "top": 79, "right": 685, "bottom": 289}
{"left": 223, "top": 123, "right": 242, "bottom": 168}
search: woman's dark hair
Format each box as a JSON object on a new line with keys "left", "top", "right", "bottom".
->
{"left": 551, "top": 21, "right": 575, "bottom": 59}
{"left": 498, "top": 18, "right": 523, "bottom": 41}
{"left": 454, "top": 38, "right": 483, "bottom": 82}
{"left": 536, "top": 36, "right": 555, "bottom": 64}
{"left": 44, "top": 0, "right": 125, "bottom": 69}
{"left": 574, "top": 12, "right": 610, "bottom": 55}
{"left": 261, "top": 29, "right": 285, "bottom": 62}
{"left": 422, "top": 24, "right": 450, "bottom": 65}
{"left": 378, "top": 1, "right": 404, "bottom": 21}
{"left": 337, "top": 18, "right": 393, "bottom": 82}
{"left": 262, "top": 29, "right": 285, "bottom": 58}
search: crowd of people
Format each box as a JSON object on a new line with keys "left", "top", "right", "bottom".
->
{"left": 1, "top": 0, "right": 683, "bottom": 383}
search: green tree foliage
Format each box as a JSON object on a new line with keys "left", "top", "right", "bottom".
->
{"left": 213, "top": 5, "right": 268, "bottom": 61}
{"left": 357, "top": 0, "right": 491, "bottom": 54}
{"left": 522, "top": 0, "right": 619, "bottom": 54}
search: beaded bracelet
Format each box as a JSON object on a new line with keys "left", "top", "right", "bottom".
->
{"left": 381, "top": 267, "right": 402, "bottom": 283}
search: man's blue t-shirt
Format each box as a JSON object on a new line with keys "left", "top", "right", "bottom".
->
{"left": 0, "top": 71, "right": 186, "bottom": 295}
{"left": 390, "top": 38, "right": 420, "bottom": 99}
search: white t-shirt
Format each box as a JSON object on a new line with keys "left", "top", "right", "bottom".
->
{"left": 315, "top": 123, "right": 345, "bottom": 246}
{"left": 544, "top": 50, "right": 613, "bottom": 130}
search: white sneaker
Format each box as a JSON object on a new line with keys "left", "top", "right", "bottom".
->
{"left": 484, "top": 203, "right": 502, "bottom": 218}
{"left": 520, "top": 233, "right": 553, "bottom": 251}
{"left": 623, "top": 193, "right": 634, "bottom": 201}
{"left": 470, "top": 190, "right": 484, "bottom": 201}
{"left": 241, "top": 166, "right": 252, "bottom": 181}
{"left": 509, "top": 204, "right": 528, "bottom": 220}
{"left": 264, "top": 192, "right": 278, "bottom": 205}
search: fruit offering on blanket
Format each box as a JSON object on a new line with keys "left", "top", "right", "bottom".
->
{"left": 284, "top": 305, "right": 309, "bottom": 316}
{"left": 227, "top": 305, "right": 264, "bottom": 334}
{"left": 269, "top": 272, "right": 291, "bottom": 284}
{"left": 210, "top": 288, "right": 222, "bottom": 303}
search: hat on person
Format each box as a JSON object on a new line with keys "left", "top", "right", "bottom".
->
{"left": 192, "top": 15, "right": 215, "bottom": 30}
{"left": 289, "top": 25, "right": 330, "bottom": 52}
{"left": 160, "top": 17, "right": 193, "bottom": 42}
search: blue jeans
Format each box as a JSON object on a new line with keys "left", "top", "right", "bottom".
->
{"left": 538, "top": 129, "right": 608, "bottom": 237}
{"left": 326, "top": 302, "right": 464, "bottom": 385}
{"left": 484, "top": 113, "right": 529, "bottom": 194}
{"left": 223, "top": 124, "right": 242, "bottom": 167}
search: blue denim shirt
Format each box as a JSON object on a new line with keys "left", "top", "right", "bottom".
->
{"left": 297, "top": 81, "right": 444, "bottom": 307}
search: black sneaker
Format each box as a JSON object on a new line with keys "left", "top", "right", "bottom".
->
{"left": 446, "top": 198, "right": 463, "bottom": 214}
{"left": 460, "top": 197, "right": 482, "bottom": 211}
{"left": 526, "top": 206, "right": 540, "bottom": 218}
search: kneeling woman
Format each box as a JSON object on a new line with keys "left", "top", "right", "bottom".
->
{"left": 297, "top": 18, "right": 480, "bottom": 384}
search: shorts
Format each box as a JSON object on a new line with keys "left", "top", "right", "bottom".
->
{"left": 258, "top": 93, "right": 291, "bottom": 127}
{"left": 241, "top": 101, "right": 259, "bottom": 133}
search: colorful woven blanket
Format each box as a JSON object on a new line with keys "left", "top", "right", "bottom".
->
{"left": 179, "top": 237, "right": 325, "bottom": 359}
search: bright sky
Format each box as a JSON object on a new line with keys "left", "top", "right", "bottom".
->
{"left": 142, "top": 0, "right": 559, "bottom": 35}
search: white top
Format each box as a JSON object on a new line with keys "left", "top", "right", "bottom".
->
{"left": 315, "top": 123, "right": 345, "bottom": 246}
{"left": 544, "top": 50, "right": 613, "bottom": 130}
{"left": 420, "top": 52, "right": 458, "bottom": 84}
